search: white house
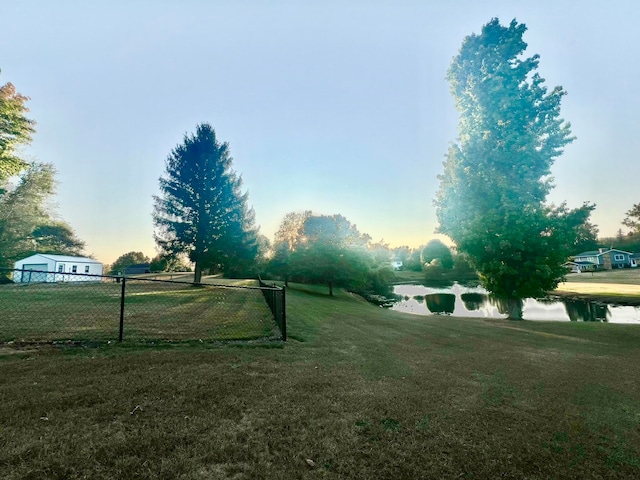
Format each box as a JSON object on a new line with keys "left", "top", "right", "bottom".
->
{"left": 13, "top": 254, "right": 104, "bottom": 283}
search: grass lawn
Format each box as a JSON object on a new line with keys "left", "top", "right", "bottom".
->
{"left": 1, "top": 283, "right": 639, "bottom": 478}
{"left": 555, "top": 269, "right": 640, "bottom": 305}
{"left": 561, "top": 269, "right": 640, "bottom": 285}
{"left": 0, "top": 280, "right": 278, "bottom": 343}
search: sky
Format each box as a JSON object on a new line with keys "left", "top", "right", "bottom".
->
{"left": 1, "top": 0, "right": 638, "bottom": 264}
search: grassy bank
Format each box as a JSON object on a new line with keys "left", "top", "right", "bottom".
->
{"left": 1, "top": 284, "right": 639, "bottom": 478}
{"left": 555, "top": 269, "right": 640, "bottom": 305}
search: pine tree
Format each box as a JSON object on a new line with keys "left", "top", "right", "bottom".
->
{"left": 435, "top": 19, "right": 594, "bottom": 319}
{"left": 153, "top": 123, "right": 260, "bottom": 282}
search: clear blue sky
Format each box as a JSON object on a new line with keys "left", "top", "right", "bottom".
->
{"left": 2, "top": 0, "right": 638, "bottom": 264}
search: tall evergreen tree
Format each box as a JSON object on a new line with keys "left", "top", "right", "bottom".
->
{"left": 153, "top": 123, "right": 260, "bottom": 282}
{"left": 435, "top": 19, "right": 594, "bottom": 319}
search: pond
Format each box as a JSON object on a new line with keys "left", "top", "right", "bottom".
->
{"left": 392, "top": 283, "right": 640, "bottom": 323}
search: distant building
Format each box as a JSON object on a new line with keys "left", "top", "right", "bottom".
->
{"left": 13, "top": 254, "right": 103, "bottom": 283}
{"left": 391, "top": 259, "right": 403, "bottom": 270}
{"left": 571, "top": 248, "right": 636, "bottom": 271}
{"left": 124, "top": 263, "right": 151, "bottom": 275}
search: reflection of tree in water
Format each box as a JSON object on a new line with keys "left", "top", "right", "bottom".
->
{"left": 422, "top": 278, "right": 455, "bottom": 288}
{"left": 536, "top": 297, "right": 558, "bottom": 305}
{"left": 425, "top": 294, "right": 455, "bottom": 314}
{"left": 460, "top": 293, "right": 488, "bottom": 311}
{"left": 489, "top": 296, "right": 523, "bottom": 318}
{"left": 563, "top": 299, "right": 609, "bottom": 322}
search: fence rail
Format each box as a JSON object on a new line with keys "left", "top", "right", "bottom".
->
{"left": 0, "top": 268, "right": 286, "bottom": 344}
{"left": 258, "top": 277, "right": 286, "bottom": 341}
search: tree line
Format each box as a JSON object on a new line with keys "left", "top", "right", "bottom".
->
{"left": 2, "top": 18, "right": 639, "bottom": 317}
{"left": 0, "top": 73, "right": 85, "bottom": 270}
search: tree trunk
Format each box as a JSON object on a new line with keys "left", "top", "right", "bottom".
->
{"left": 329, "top": 282, "right": 333, "bottom": 296}
{"left": 194, "top": 261, "right": 202, "bottom": 284}
{"left": 507, "top": 297, "right": 523, "bottom": 320}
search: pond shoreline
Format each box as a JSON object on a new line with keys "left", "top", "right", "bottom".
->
{"left": 549, "top": 290, "right": 640, "bottom": 307}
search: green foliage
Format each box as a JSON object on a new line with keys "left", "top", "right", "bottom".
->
{"left": 435, "top": 18, "right": 594, "bottom": 316}
{"left": 153, "top": 123, "right": 261, "bottom": 282}
{"left": 0, "top": 75, "right": 85, "bottom": 270}
{"left": 0, "top": 163, "right": 80, "bottom": 269}
{"left": 267, "top": 211, "right": 312, "bottom": 285}
{"left": 573, "top": 218, "right": 599, "bottom": 253}
{"left": 287, "top": 214, "right": 373, "bottom": 296}
{"left": 0, "top": 164, "right": 55, "bottom": 268}
{"left": 149, "top": 254, "right": 192, "bottom": 273}
{"left": 269, "top": 213, "right": 392, "bottom": 296}
{"left": 422, "top": 253, "right": 479, "bottom": 287}
{"left": 598, "top": 232, "right": 640, "bottom": 255}
{"left": 109, "top": 251, "right": 150, "bottom": 275}
{"left": 0, "top": 72, "right": 36, "bottom": 185}
{"left": 289, "top": 242, "right": 373, "bottom": 296}
{"left": 29, "top": 222, "right": 85, "bottom": 256}
{"left": 404, "top": 248, "right": 424, "bottom": 272}
{"left": 622, "top": 203, "right": 640, "bottom": 234}
{"left": 421, "top": 239, "right": 454, "bottom": 269}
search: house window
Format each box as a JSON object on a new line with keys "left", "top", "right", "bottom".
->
{"left": 614, "top": 254, "right": 625, "bottom": 262}
{"left": 72, "top": 265, "right": 77, "bottom": 273}
{"left": 85, "top": 266, "right": 90, "bottom": 273}
{"left": 58, "top": 265, "right": 64, "bottom": 273}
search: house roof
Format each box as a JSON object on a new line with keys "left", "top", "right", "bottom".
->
{"left": 575, "top": 248, "right": 633, "bottom": 257}
{"left": 575, "top": 251, "right": 600, "bottom": 257}
{"left": 25, "top": 254, "right": 102, "bottom": 264}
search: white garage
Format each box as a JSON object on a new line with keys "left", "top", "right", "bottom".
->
{"left": 13, "top": 254, "right": 104, "bottom": 283}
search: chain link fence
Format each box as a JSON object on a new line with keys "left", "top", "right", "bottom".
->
{"left": 0, "top": 268, "right": 286, "bottom": 345}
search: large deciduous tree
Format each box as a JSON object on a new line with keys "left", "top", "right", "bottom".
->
{"left": 434, "top": 18, "right": 594, "bottom": 319}
{"left": 622, "top": 203, "right": 640, "bottom": 234}
{"left": 421, "top": 239, "right": 454, "bottom": 269}
{"left": 0, "top": 74, "right": 86, "bottom": 271}
{"left": 153, "top": 123, "right": 261, "bottom": 283}
{"left": 29, "top": 222, "right": 85, "bottom": 256}
{"left": 0, "top": 163, "right": 85, "bottom": 269}
{"left": 274, "top": 213, "right": 377, "bottom": 296}
{"left": 267, "top": 210, "right": 311, "bottom": 286}
{"left": 0, "top": 72, "right": 36, "bottom": 185}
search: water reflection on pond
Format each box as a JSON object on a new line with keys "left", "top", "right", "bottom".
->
{"left": 392, "top": 283, "right": 640, "bottom": 323}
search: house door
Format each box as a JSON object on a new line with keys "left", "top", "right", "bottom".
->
{"left": 21, "top": 264, "right": 49, "bottom": 282}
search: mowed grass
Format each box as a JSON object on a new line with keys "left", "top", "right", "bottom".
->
{"left": 562, "top": 268, "right": 640, "bottom": 285}
{"left": 1, "top": 283, "right": 640, "bottom": 478}
{"left": 0, "top": 280, "right": 278, "bottom": 343}
{"left": 556, "top": 269, "right": 640, "bottom": 304}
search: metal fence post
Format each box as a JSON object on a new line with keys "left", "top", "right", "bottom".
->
{"left": 119, "top": 276, "right": 126, "bottom": 342}
{"left": 281, "top": 286, "right": 286, "bottom": 341}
